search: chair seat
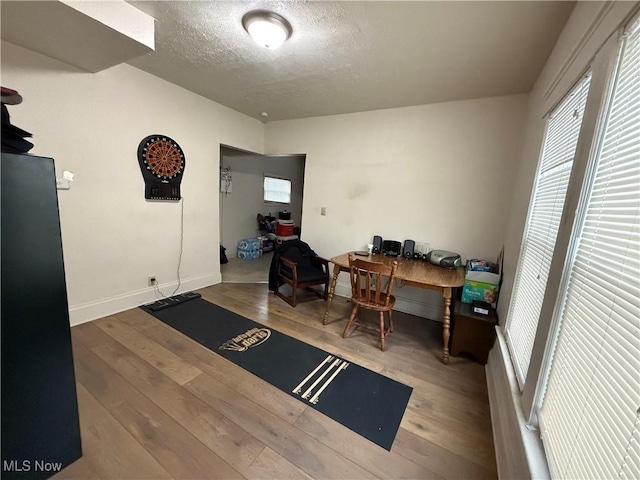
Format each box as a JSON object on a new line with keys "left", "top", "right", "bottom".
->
{"left": 271, "top": 239, "right": 330, "bottom": 307}
{"left": 280, "top": 265, "right": 328, "bottom": 283}
{"left": 352, "top": 291, "right": 396, "bottom": 311}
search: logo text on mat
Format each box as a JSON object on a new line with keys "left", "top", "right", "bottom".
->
{"left": 219, "top": 327, "right": 271, "bottom": 352}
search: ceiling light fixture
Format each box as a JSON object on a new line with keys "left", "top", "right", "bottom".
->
{"left": 242, "top": 10, "right": 292, "bottom": 50}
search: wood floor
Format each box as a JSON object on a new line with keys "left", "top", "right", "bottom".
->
{"left": 220, "top": 252, "right": 272, "bottom": 284}
{"left": 55, "top": 283, "right": 497, "bottom": 480}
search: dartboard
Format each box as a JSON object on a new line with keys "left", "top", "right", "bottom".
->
{"left": 139, "top": 135, "right": 184, "bottom": 179}
{"left": 137, "top": 134, "right": 186, "bottom": 201}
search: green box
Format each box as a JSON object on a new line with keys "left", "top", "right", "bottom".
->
{"left": 461, "top": 269, "right": 500, "bottom": 305}
{"left": 461, "top": 279, "right": 500, "bottom": 304}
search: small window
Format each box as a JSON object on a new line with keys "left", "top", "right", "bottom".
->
{"left": 264, "top": 176, "right": 291, "bottom": 204}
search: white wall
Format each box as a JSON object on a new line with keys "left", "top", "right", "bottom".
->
{"left": 219, "top": 153, "right": 305, "bottom": 257}
{"left": 265, "top": 95, "right": 528, "bottom": 319}
{"left": 1, "top": 40, "right": 264, "bottom": 325}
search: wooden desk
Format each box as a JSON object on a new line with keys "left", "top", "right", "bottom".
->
{"left": 323, "top": 252, "right": 465, "bottom": 364}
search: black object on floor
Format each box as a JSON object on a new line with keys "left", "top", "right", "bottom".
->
{"left": 143, "top": 291, "right": 201, "bottom": 311}
{"left": 141, "top": 297, "right": 412, "bottom": 450}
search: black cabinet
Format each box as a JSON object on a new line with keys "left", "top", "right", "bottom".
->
{"left": 451, "top": 300, "right": 498, "bottom": 365}
{"left": 1, "top": 153, "right": 82, "bottom": 478}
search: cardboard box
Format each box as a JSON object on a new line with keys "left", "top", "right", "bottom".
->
{"left": 461, "top": 271, "right": 501, "bottom": 305}
{"left": 461, "top": 248, "right": 503, "bottom": 305}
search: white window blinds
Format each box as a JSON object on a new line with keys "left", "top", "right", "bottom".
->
{"left": 539, "top": 16, "right": 640, "bottom": 480}
{"left": 264, "top": 176, "right": 291, "bottom": 204}
{"left": 505, "top": 74, "right": 592, "bottom": 386}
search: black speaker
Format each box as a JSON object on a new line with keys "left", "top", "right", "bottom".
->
{"left": 372, "top": 235, "right": 383, "bottom": 254}
{"left": 403, "top": 239, "right": 415, "bottom": 259}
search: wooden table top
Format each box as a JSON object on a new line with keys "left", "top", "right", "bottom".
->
{"left": 330, "top": 252, "right": 465, "bottom": 288}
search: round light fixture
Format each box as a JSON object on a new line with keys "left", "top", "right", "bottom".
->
{"left": 242, "top": 10, "right": 292, "bottom": 50}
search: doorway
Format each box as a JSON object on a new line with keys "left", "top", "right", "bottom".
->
{"left": 219, "top": 145, "right": 306, "bottom": 284}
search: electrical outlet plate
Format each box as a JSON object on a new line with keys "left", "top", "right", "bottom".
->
{"left": 148, "top": 276, "right": 156, "bottom": 286}
{"left": 56, "top": 178, "right": 71, "bottom": 190}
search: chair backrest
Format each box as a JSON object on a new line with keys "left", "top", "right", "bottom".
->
{"left": 277, "top": 240, "right": 317, "bottom": 269}
{"left": 348, "top": 253, "right": 398, "bottom": 307}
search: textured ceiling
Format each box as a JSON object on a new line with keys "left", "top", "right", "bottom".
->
{"left": 128, "top": 1, "right": 574, "bottom": 122}
{"left": 129, "top": 1, "right": 574, "bottom": 121}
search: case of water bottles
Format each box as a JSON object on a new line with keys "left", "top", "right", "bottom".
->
{"left": 237, "top": 238, "right": 262, "bottom": 260}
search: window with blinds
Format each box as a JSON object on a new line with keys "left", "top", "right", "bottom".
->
{"left": 538, "top": 16, "right": 639, "bottom": 480}
{"left": 264, "top": 176, "right": 291, "bottom": 204}
{"left": 504, "top": 74, "right": 592, "bottom": 387}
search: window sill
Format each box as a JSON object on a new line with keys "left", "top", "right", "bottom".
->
{"left": 486, "top": 328, "right": 550, "bottom": 480}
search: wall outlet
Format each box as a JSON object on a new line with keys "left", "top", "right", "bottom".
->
{"left": 321, "top": 207, "right": 326, "bottom": 216}
{"left": 56, "top": 178, "right": 71, "bottom": 190}
{"left": 148, "top": 276, "right": 157, "bottom": 286}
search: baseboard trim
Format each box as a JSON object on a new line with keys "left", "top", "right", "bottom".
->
{"left": 68, "top": 272, "right": 221, "bottom": 326}
{"left": 333, "top": 281, "right": 444, "bottom": 322}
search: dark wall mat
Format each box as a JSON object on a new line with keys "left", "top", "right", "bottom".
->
{"left": 142, "top": 298, "right": 412, "bottom": 451}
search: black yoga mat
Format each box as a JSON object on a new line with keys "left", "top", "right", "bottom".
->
{"left": 142, "top": 298, "right": 412, "bottom": 451}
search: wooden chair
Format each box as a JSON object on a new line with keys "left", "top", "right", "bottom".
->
{"left": 274, "top": 241, "right": 330, "bottom": 307}
{"left": 343, "top": 253, "right": 398, "bottom": 351}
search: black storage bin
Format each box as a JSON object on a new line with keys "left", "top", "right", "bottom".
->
{"left": 278, "top": 210, "right": 291, "bottom": 220}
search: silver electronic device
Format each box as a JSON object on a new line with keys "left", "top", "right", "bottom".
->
{"left": 426, "top": 250, "right": 462, "bottom": 268}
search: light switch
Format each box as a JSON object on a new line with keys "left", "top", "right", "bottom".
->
{"left": 321, "top": 207, "right": 326, "bottom": 216}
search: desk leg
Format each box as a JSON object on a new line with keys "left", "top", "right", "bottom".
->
{"left": 323, "top": 264, "right": 341, "bottom": 325}
{"left": 442, "top": 287, "right": 452, "bottom": 364}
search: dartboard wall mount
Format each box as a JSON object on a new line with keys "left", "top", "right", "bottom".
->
{"left": 137, "top": 134, "right": 185, "bottom": 201}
